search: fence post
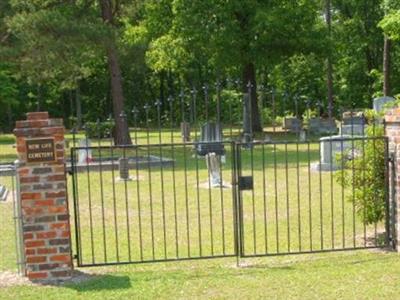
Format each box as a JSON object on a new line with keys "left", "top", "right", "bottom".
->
{"left": 13, "top": 112, "right": 73, "bottom": 282}
{"left": 385, "top": 108, "right": 400, "bottom": 251}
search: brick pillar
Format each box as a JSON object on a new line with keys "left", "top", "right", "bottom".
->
{"left": 385, "top": 108, "right": 400, "bottom": 251}
{"left": 14, "top": 112, "right": 73, "bottom": 282}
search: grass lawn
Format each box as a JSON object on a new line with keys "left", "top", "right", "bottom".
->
{"left": 1, "top": 251, "right": 400, "bottom": 299}
{"left": 0, "top": 129, "right": 395, "bottom": 299}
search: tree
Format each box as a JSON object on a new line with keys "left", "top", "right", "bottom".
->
{"left": 4, "top": 0, "right": 133, "bottom": 144}
{"left": 133, "top": 0, "right": 325, "bottom": 133}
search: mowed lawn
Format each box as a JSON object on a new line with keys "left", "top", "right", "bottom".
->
{"left": 0, "top": 130, "right": 398, "bottom": 299}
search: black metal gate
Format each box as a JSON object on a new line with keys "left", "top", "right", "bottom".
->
{"left": 236, "top": 138, "right": 392, "bottom": 258}
{"left": 70, "top": 137, "right": 393, "bottom": 267}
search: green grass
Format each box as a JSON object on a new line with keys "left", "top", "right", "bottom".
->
{"left": 0, "top": 129, "right": 395, "bottom": 299}
{"left": 1, "top": 251, "right": 400, "bottom": 299}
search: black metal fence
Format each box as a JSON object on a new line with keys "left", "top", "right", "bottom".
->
{"left": 69, "top": 128, "right": 393, "bottom": 266}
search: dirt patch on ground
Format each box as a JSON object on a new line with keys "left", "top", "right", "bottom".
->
{"left": 0, "top": 271, "right": 32, "bottom": 287}
{"left": 0, "top": 270, "right": 101, "bottom": 287}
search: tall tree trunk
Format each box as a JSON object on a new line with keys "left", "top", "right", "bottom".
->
{"left": 100, "top": 0, "right": 132, "bottom": 145}
{"left": 326, "top": 0, "right": 334, "bottom": 119}
{"left": 242, "top": 62, "right": 262, "bottom": 133}
{"left": 383, "top": 35, "right": 391, "bottom": 97}
{"left": 75, "top": 84, "right": 83, "bottom": 130}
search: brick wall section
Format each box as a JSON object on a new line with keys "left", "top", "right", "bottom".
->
{"left": 385, "top": 108, "right": 400, "bottom": 251}
{"left": 14, "top": 112, "right": 73, "bottom": 282}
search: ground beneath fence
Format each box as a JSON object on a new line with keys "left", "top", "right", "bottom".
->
{"left": 0, "top": 270, "right": 102, "bottom": 287}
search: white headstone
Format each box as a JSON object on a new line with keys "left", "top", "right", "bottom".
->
{"left": 78, "top": 139, "right": 92, "bottom": 164}
{"left": 312, "top": 135, "right": 353, "bottom": 171}
{"left": 206, "top": 153, "right": 222, "bottom": 187}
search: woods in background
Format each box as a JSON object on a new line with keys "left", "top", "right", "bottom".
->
{"left": 1, "top": 0, "right": 400, "bottom": 140}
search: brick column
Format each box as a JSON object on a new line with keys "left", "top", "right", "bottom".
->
{"left": 385, "top": 108, "right": 400, "bottom": 251}
{"left": 14, "top": 112, "right": 73, "bottom": 282}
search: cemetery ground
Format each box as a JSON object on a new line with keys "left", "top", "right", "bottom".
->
{"left": 1, "top": 131, "right": 399, "bottom": 299}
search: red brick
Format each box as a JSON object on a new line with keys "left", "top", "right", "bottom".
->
{"left": 47, "top": 174, "right": 65, "bottom": 182}
{"left": 35, "top": 199, "right": 54, "bottom": 206}
{"left": 25, "top": 249, "right": 35, "bottom": 256}
{"left": 27, "top": 272, "right": 48, "bottom": 280}
{"left": 24, "top": 233, "right": 34, "bottom": 240}
{"left": 37, "top": 248, "right": 58, "bottom": 255}
{"left": 27, "top": 112, "right": 49, "bottom": 120}
{"left": 37, "top": 231, "right": 57, "bottom": 239}
{"left": 60, "top": 231, "right": 70, "bottom": 238}
{"left": 50, "top": 223, "right": 68, "bottom": 230}
{"left": 21, "top": 192, "right": 42, "bottom": 201}
{"left": 50, "top": 255, "right": 71, "bottom": 262}
{"left": 48, "top": 206, "right": 67, "bottom": 214}
{"left": 26, "top": 240, "right": 45, "bottom": 248}
{"left": 45, "top": 191, "right": 65, "bottom": 198}
{"left": 20, "top": 176, "right": 40, "bottom": 184}
{"left": 26, "top": 256, "right": 47, "bottom": 263}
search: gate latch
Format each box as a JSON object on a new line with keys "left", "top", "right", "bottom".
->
{"left": 238, "top": 176, "right": 253, "bottom": 191}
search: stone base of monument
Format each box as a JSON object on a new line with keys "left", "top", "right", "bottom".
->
{"left": 0, "top": 185, "right": 9, "bottom": 201}
{"left": 198, "top": 181, "right": 232, "bottom": 189}
{"left": 340, "top": 124, "right": 365, "bottom": 136}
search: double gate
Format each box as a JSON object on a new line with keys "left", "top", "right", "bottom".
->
{"left": 70, "top": 137, "right": 393, "bottom": 267}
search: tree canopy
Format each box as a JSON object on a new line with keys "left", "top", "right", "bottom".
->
{"left": 0, "top": 0, "right": 399, "bottom": 133}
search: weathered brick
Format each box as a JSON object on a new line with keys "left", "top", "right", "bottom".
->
{"left": 26, "top": 112, "right": 49, "bottom": 120}
{"left": 49, "top": 239, "right": 69, "bottom": 246}
{"left": 51, "top": 270, "right": 71, "bottom": 278}
{"left": 58, "top": 247, "right": 70, "bottom": 254}
{"left": 37, "top": 247, "right": 58, "bottom": 255}
{"left": 39, "top": 263, "right": 60, "bottom": 271}
{"left": 45, "top": 191, "right": 65, "bottom": 198}
{"left": 35, "top": 215, "right": 56, "bottom": 223}
{"left": 32, "top": 167, "right": 52, "bottom": 174}
{"left": 23, "top": 225, "right": 45, "bottom": 232}
{"left": 57, "top": 214, "right": 69, "bottom": 221}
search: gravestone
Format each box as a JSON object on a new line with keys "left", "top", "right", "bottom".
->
{"left": 196, "top": 122, "right": 224, "bottom": 156}
{"left": 78, "top": 138, "right": 92, "bottom": 164}
{"left": 340, "top": 111, "right": 366, "bottom": 136}
{"left": 180, "top": 122, "right": 191, "bottom": 142}
{"left": 311, "top": 135, "right": 353, "bottom": 171}
{"left": 373, "top": 96, "right": 395, "bottom": 113}
{"left": 283, "top": 117, "right": 302, "bottom": 133}
{"left": 118, "top": 157, "right": 132, "bottom": 181}
{"left": 196, "top": 122, "right": 225, "bottom": 188}
{"left": 309, "top": 118, "right": 337, "bottom": 135}
{"left": 206, "top": 153, "right": 222, "bottom": 187}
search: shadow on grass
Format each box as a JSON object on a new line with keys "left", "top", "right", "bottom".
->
{"left": 65, "top": 272, "right": 131, "bottom": 292}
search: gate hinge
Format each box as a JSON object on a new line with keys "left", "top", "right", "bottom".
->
{"left": 73, "top": 254, "right": 78, "bottom": 260}
{"left": 68, "top": 169, "right": 74, "bottom": 176}
{"left": 238, "top": 176, "right": 253, "bottom": 191}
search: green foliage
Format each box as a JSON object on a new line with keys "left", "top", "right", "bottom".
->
{"left": 335, "top": 125, "right": 386, "bottom": 225}
{"left": 84, "top": 120, "right": 115, "bottom": 139}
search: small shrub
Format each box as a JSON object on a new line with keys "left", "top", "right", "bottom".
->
{"left": 335, "top": 124, "right": 386, "bottom": 225}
